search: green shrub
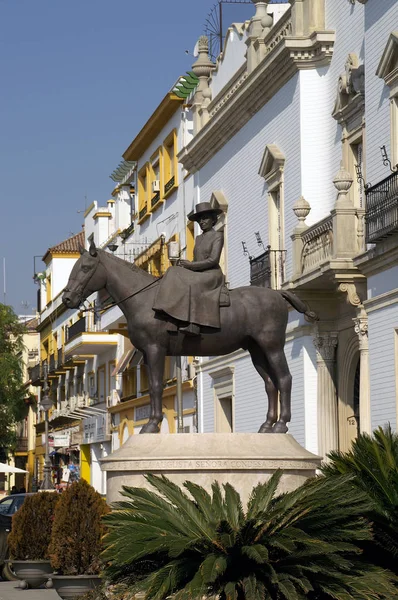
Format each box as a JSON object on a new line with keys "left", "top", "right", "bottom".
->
{"left": 322, "top": 424, "right": 398, "bottom": 573}
{"left": 102, "top": 472, "right": 397, "bottom": 600}
{"left": 8, "top": 491, "right": 60, "bottom": 560}
{"left": 49, "top": 480, "right": 109, "bottom": 575}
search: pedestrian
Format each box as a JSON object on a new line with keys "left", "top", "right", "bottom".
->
{"left": 10, "top": 485, "right": 18, "bottom": 495}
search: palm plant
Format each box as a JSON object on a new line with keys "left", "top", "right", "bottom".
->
{"left": 102, "top": 472, "right": 397, "bottom": 600}
{"left": 322, "top": 424, "right": 398, "bottom": 570}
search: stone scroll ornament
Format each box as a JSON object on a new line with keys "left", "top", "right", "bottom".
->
{"left": 63, "top": 232, "right": 318, "bottom": 434}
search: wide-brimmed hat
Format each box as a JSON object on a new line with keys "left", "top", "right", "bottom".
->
{"left": 188, "top": 202, "right": 223, "bottom": 222}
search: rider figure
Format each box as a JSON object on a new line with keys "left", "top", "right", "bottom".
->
{"left": 153, "top": 202, "right": 224, "bottom": 336}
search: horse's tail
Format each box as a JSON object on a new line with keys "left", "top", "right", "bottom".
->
{"left": 278, "top": 290, "right": 319, "bottom": 322}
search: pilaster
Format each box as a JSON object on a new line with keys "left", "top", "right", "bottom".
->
{"left": 313, "top": 331, "right": 338, "bottom": 459}
{"left": 331, "top": 164, "right": 357, "bottom": 259}
{"left": 353, "top": 307, "right": 371, "bottom": 434}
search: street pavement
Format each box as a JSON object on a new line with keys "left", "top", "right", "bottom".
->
{"left": 0, "top": 581, "right": 59, "bottom": 599}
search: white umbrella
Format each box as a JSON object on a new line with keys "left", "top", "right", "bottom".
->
{"left": 0, "top": 462, "right": 28, "bottom": 474}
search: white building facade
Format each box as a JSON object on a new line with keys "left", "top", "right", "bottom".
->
{"left": 178, "top": 0, "right": 398, "bottom": 458}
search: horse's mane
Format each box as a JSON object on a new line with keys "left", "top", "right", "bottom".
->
{"left": 98, "top": 248, "right": 157, "bottom": 282}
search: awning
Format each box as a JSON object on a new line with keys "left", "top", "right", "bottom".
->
{"left": 112, "top": 348, "right": 135, "bottom": 376}
{"left": 112, "top": 348, "right": 143, "bottom": 375}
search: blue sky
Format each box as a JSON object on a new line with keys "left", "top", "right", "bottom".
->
{"left": 0, "top": 0, "right": 256, "bottom": 314}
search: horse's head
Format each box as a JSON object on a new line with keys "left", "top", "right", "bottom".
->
{"left": 62, "top": 241, "right": 107, "bottom": 309}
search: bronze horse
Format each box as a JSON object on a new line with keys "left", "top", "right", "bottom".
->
{"left": 62, "top": 241, "right": 317, "bottom": 434}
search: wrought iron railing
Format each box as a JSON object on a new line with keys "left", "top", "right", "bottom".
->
{"left": 120, "top": 221, "right": 135, "bottom": 240}
{"left": 139, "top": 206, "right": 148, "bottom": 220}
{"left": 48, "top": 354, "right": 56, "bottom": 373}
{"left": 365, "top": 171, "right": 398, "bottom": 244}
{"left": 151, "top": 191, "right": 161, "bottom": 207}
{"left": 164, "top": 176, "right": 175, "bottom": 194}
{"left": 57, "top": 348, "right": 64, "bottom": 369}
{"left": 301, "top": 215, "right": 333, "bottom": 273}
{"left": 66, "top": 317, "right": 86, "bottom": 341}
{"left": 250, "top": 247, "right": 286, "bottom": 289}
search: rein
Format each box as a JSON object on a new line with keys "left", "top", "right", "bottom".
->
{"left": 80, "top": 275, "right": 162, "bottom": 315}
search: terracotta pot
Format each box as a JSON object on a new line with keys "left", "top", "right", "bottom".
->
{"left": 10, "top": 559, "right": 53, "bottom": 588}
{"left": 50, "top": 574, "right": 102, "bottom": 599}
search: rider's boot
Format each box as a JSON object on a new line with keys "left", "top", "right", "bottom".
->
{"left": 179, "top": 323, "right": 200, "bottom": 336}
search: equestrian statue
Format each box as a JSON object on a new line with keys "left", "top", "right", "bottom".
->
{"left": 62, "top": 202, "right": 317, "bottom": 434}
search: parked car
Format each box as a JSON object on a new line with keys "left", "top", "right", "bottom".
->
{"left": 0, "top": 493, "right": 33, "bottom": 580}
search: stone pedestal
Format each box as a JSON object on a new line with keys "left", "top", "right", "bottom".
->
{"left": 101, "top": 433, "right": 321, "bottom": 506}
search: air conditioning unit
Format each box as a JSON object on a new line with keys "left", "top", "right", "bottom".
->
{"left": 152, "top": 180, "right": 160, "bottom": 193}
{"left": 187, "top": 363, "right": 196, "bottom": 380}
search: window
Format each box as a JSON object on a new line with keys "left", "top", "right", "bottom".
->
{"left": 376, "top": 33, "right": 398, "bottom": 168}
{"left": 46, "top": 274, "right": 52, "bottom": 305}
{"left": 138, "top": 163, "right": 150, "bottom": 223}
{"left": 0, "top": 497, "right": 14, "bottom": 514}
{"left": 209, "top": 366, "right": 234, "bottom": 433}
{"left": 259, "top": 145, "right": 285, "bottom": 288}
{"left": 216, "top": 396, "right": 233, "bottom": 433}
{"left": 163, "top": 130, "right": 178, "bottom": 197}
{"left": 97, "top": 365, "right": 106, "bottom": 404}
{"left": 122, "top": 366, "right": 137, "bottom": 399}
{"left": 149, "top": 148, "right": 163, "bottom": 211}
{"left": 348, "top": 139, "right": 364, "bottom": 208}
{"left": 186, "top": 221, "right": 195, "bottom": 261}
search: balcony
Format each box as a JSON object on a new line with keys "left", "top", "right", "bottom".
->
{"left": 250, "top": 247, "right": 286, "bottom": 289}
{"left": 365, "top": 171, "right": 398, "bottom": 244}
{"left": 28, "top": 363, "right": 42, "bottom": 386}
{"left": 15, "top": 437, "right": 28, "bottom": 453}
{"left": 301, "top": 215, "right": 333, "bottom": 274}
{"left": 65, "top": 316, "right": 119, "bottom": 357}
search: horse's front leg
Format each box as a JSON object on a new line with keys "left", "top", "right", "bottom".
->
{"left": 140, "top": 345, "right": 166, "bottom": 434}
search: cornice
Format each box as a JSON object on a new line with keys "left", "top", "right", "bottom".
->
{"left": 123, "top": 93, "right": 184, "bottom": 162}
{"left": 178, "top": 31, "right": 335, "bottom": 173}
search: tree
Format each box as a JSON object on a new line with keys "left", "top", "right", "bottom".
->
{"left": 0, "top": 304, "right": 27, "bottom": 452}
{"left": 102, "top": 472, "right": 397, "bottom": 600}
{"left": 322, "top": 425, "right": 398, "bottom": 573}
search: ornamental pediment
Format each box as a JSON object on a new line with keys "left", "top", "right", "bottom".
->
{"left": 376, "top": 32, "right": 398, "bottom": 89}
{"left": 258, "top": 144, "right": 285, "bottom": 183}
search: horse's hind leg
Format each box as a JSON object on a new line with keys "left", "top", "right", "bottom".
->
{"left": 263, "top": 345, "right": 292, "bottom": 434}
{"left": 248, "top": 341, "right": 278, "bottom": 433}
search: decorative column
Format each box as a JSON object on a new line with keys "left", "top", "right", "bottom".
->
{"left": 191, "top": 37, "right": 215, "bottom": 134}
{"left": 291, "top": 196, "right": 311, "bottom": 279}
{"left": 313, "top": 332, "right": 339, "bottom": 459}
{"left": 354, "top": 307, "right": 371, "bottom": 434}
{"left": 246, "top": 1, "right": 272, "bottom": 72}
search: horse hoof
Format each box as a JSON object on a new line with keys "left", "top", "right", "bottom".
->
{"left": 140, "top": 420, "right": 161, "bottom": 434}
{"left": 258, "top": 423, "right": 274, "bottom": 433}
{"left": 273, "top": 421, "right": 289, "bottom": 434}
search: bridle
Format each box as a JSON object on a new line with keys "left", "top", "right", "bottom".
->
{"left": 65, "top": 251, "right": 162, "bottom": 315}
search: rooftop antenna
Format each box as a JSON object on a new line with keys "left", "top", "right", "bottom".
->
{"left": 204, "top": 0, "right": 252, "bottom": 61}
